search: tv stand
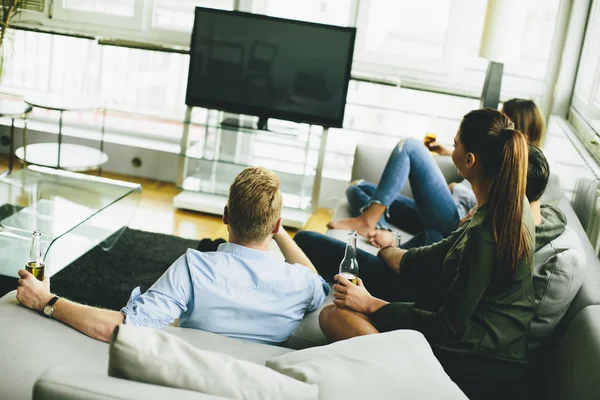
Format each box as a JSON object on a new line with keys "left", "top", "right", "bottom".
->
{"left": 220, "top": 114, "right": 268, "bottom": 131}
{"left": 174, "top": 106, "right": 328, "bottom": 229}
{"left": 257, "top": 116, "right": 268, "bottom": 131}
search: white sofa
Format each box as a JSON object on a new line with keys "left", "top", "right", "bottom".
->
{"left": 1, "top": 143, "right": 600, "bottom": 399}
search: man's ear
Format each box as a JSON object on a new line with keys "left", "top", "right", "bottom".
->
{"left": 272, "top": 217, "right": 283, "bottom": 235}
{"left": 466, "top": 152, "right": 476, "bottom": 168}
{"left": 223, "top": 206, "right": 229, "bottom": 225}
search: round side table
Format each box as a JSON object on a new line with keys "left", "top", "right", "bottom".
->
{"left": 20, "top": 93, "right": 108, "bottom": 172}
{"left": 0, "top": 99, "right": 32, "bottom": 173}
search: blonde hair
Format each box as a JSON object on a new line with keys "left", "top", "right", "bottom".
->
{"left": 226, "top": 167, "right": 282, "bottom": 244}
{"left": 501, "top": 99, "right": 546, "bottom": 147}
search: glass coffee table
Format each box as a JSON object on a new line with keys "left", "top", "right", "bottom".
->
{"left": 0, "top": 166, "right": 141, "bottom": 279}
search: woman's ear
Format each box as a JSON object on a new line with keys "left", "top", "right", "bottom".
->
{"left": 466, "top": 152, "right": 476, "bottom": 168}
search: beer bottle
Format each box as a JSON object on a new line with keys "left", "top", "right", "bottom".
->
{"left": 339, "top": 230, "right": 359, "bottom": 285}
{"left": 25, "top": 230, "right": 45, "bottom": 281}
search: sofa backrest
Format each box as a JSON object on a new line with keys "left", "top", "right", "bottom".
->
{"left": 554, "top": 197, "right": 600, "bottom": 338}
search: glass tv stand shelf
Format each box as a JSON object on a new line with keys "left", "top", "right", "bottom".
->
{"left": 173, "top": 108, "right": 329, "bottom": 228}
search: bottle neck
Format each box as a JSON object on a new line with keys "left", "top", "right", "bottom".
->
{"left": 344, "top": 235, "right": 357, "bottom": 258}
{"left": 29, "top": 232, "right": 43, "bottom": 264}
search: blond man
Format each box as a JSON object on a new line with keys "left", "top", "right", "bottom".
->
{"left": 16, "top": 167, "right": 329, "bottom": 344}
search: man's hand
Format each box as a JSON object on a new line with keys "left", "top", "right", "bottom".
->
{"left": 366, "top": 229, "right": 395, "bottom": 248}
{"left": 425, "top": 140, "right": 453, "bottom": 156}
{"left": 16, "top": 270, "right": 53, "bottom": 311}
{"left": 332, "top": 274, "right": 387, "bottom": 314}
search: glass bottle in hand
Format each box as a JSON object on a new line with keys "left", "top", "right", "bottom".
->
{"left": 26, "top": 230, "right": 45, "bottom": 281}
{"left": 339, "top": 230, "right": 359, "bottom": 285}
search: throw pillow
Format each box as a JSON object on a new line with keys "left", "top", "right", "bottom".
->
{"left": 109, "top": 324, "right": 318, "bottom": 400}
{"left": 529, "top": 226, "right": 586, "bottom": 351}
{"left": 266, "top": 330, "right": 467, "bottom": 400}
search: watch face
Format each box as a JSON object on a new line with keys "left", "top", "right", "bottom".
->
{"left": 43, "top": 304, "right": 53, "bottom": 317}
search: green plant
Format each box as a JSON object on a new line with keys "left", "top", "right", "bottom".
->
{"left": 0, "top": 0, "right": 28, "bottom": 75}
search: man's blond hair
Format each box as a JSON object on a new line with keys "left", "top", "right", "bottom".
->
{"left": 226, "top": 167, "right": 283, "bottom": 244}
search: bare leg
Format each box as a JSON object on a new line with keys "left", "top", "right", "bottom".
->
{"left": 319, "top": 304, "right": 379, "bottom": 342}
{"left": 326, "top": 203, "right": 387, "bottom": 237}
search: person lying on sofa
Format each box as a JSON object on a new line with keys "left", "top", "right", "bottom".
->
{"left": 319, "top": 108, "right": 537, "bottom": 399}
{"left": 15, "top": 167, "right": 330, "bottom": 344}
{"left": 328, "top": 99, "right": 545, "bottom": 249}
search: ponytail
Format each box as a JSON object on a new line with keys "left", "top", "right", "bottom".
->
{"left": 489, "top": 128, "right": 530, "bottom": 273}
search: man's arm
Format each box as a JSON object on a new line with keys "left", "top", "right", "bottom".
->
{"left": 273, "top": 227, "right": 318, "bottom": 274}
{"left": 16, "top": 270, "right": 123, "bottom": 343}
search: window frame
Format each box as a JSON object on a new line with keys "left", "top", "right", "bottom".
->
{"left": 51, "top": 0, "right": 146, "bottom": 31}
{"left": 571, "top": 0, "right": 600, "bottom": 134}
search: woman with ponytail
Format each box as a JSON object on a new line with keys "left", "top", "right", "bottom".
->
{"left": 320, "top": 109, "right": 535, "bottom": 399}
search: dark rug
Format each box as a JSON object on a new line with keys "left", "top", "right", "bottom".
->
{"left": 0, "top": 228, "right": 200, "bottom": 310}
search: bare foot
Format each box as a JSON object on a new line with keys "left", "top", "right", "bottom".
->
{"left": 327, "top": 216, "right": 376, "bottom": 237}
{"left": 366, "top": 230, "right": 395, "bottom": 248}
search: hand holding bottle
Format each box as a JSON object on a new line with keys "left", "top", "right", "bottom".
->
{"left": 333, "top": 274, "right": 387, "bottom": 314}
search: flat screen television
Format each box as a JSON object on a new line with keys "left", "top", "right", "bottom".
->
{"left": 185, "top": 7, "right": 356, "bottom": 129}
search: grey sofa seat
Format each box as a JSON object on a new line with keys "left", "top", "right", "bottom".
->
{"left": 0, "top": 290, "right": 292, "bottom": 400}
{"left": 33, "top": 368, "right": 228, "bottom": 400}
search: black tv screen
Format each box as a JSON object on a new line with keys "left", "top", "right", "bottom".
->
{"left": 185, "top": 7, "right": 356, "bottom": 128}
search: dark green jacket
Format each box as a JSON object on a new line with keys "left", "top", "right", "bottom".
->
{"left": 372, "top": 202, "right": 536, "bottom": 365}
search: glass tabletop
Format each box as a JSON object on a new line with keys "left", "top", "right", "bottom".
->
{"left": 0, "top": 166, "right": 141, "bottom": 278}
{"left": 0, "top": 99, "right": 32, "bottom": 118}
{"left": 24, "top": 93, "right": 104, "bottom": 112}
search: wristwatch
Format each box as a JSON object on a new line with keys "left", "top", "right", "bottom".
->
{"left": 43, "top": 296, "right": 60, "bottom": 318}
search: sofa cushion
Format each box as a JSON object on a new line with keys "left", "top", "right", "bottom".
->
{"left": 549, "top": 305, "right": 600, "bottom": 400}
{"left": 267, "top": 330, "right": 467, "bottom": 400}
{"left": 529, "top": 226, "right": 586, "bottom": 350}
{"left": 109, "top": 324, "right": 318, "bottom": 400}
{"left": 34, "top": 368, "right": 225, "bottom": 400}
{"left": 554, "top": 198, "right": 600, "bottom": 337}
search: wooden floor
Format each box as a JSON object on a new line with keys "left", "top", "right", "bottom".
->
{"left": 0, "top": 158, "right": 333, "bottom": 240}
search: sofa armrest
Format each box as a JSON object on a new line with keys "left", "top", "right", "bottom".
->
{"left": 549, "top": 305, "right": 600, "bottom": 400}
{"left": 33, "top": 368, "right": 227, "bottom": 400}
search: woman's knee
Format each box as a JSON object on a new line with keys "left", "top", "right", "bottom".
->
{"left": 396, "top": 137, "right": 424, "bottom": 154}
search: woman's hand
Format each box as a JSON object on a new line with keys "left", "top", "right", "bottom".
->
{"left": 426, "top": 140, "right": 453, "bottom": 156}
{"left": 332, "top": 274, "right": 387, "bottom": 314}
{"left": 366, "top": 229, "right": 395, "bottom": 248}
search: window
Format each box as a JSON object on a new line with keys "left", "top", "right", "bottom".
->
{"left": 357, "top": 0, "right": 452, "bottom": 65}
{"left": 572, "top": 0, "right": 600, "bottom": 135}
{"left": 20, "top": 0, "right": 45, "bottom": 12}
{"left": 152, "top": 0, "right": 235, "bottom": 32}
{"left": 52, "top": 0, "right": 144, "bottom": 30}
{"left": 252, "top": 0, "right": 353, "bottom": 26}
{"left": 353, "top": 0, "right": 561, "bottom": 99}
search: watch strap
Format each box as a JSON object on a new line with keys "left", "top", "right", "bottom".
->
{"left": 43, "top": 295, "right": 60, "bottom": 317}
{"left": 47, "top": 296, "right": 60, "bottom": 307}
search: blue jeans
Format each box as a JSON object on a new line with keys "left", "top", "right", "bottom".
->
{"left": 347, "top": 138, "right": 459, "bottom": 238}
